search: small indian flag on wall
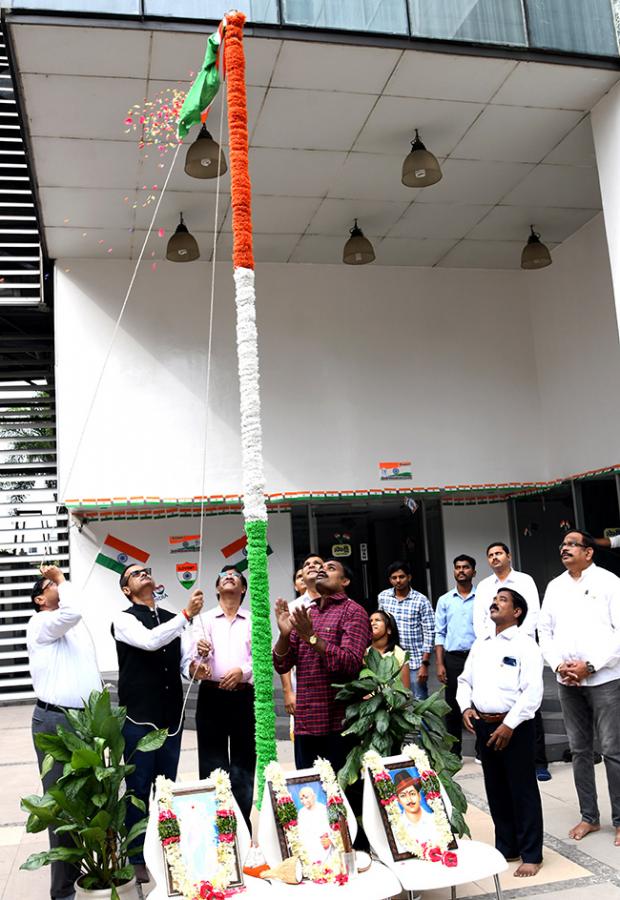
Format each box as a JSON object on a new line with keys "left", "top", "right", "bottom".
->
{"left": 169, "top": 534, "right": 201, "bottom": 554}
{"left": 220, "top": 534, "right": 273, "bottom": 572}
{"left": 379, "top": 461, "right": 412, "bottom": 481}
{"left": 176, "top": 562, "right": 198, "bottom": 590}
{"left": 95, "top": 534, "right": 150, "bottom": 575}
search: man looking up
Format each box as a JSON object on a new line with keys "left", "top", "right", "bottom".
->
{"left": 435, "top": 555, "right": 477, "bottom": 758}
{"left": 273, "top": 559, "right": 371, "bottom": 772}
{"left": 282, "top": 554, "right": 324, "bottom": 716}
{"left": 112, "top": 564, "right": 204, "bottom": 884}
{"left": 474, "top": 542, "right": 549, "bottom": 781}
{"left": 193, "top": 566, "right": 255, "bottom": 830}
{"left": 378, "top": 561, "right": 434, "bottom": 700}
{"left": 28, "top": 565, "right": 102, "bottom": 900}
{"left": 458, "top": 589, "right": 544, "bottom": 877}
{"left": 538, "top": 531, "right": 620, "bottom": 846}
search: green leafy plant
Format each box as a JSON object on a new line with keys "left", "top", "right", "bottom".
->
{"left": 20, "top": 689, "right": 167, "bottom": 898}
{"left": 334, "top": 648, "right": 470, "bottom": 837}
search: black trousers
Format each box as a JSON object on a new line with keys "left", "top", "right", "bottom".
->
{"left": 475, "top": 717, "right": 543, "bottom": 864}
{"left": 444, "top": 651, "right": 468, "bottom": 758}
{"left": 196, "top": 683, "right": 256, "bottom": 830}
{"left": 534, "top": 708, "right": 548, "bottom": 767}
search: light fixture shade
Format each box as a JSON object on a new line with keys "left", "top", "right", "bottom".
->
{"left": 402, "top": 129, "right": 442, "bottom": 188}
{"left": 343, "top": 220, "right": 375, "bottom": 265}
{"left": 521, "top": 226, "right": 552, "bottom": 270}
{"left": 166, "top": 213, "right": 200, "bottom": 262}
{"left": 184, "top": 124, "right": 227, "bottom": 179}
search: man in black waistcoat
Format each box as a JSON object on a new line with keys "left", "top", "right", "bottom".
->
{"left": 112, "top": 563, "right": 205, "bottom": 884}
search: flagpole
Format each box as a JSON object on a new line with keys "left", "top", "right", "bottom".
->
{"left": 223, "top": 11, "right": 277, "bottom": 804}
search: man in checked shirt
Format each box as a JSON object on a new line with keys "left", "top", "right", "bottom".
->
{"left": 378, "top": 560, "right": 435, "bottom": 700}
{"left": 273, "top": 559, "right": 371, "bottom": 772}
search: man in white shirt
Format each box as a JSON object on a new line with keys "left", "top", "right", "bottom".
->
{"left": 473, "top": 542, "right": 550, "bottom": 781}
{"left": 28, "top": 564, "right": 102, "bottom": 900}
{"left": 458, "top": 588, "right": 544, "bottom": 877}
{"left": 538, "top": 530, "right": 620, "bottom": 846}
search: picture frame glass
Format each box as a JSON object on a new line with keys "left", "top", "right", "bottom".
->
{"left": 269, "top": 773, "right": 344, "bottom": 867}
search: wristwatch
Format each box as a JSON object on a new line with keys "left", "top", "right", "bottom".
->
{"left": 586, "top": 662, "right": 596, "bottom": 675}
{"left": 308, "top": 634, "right": 318, "bottom": 646}
{"left": 421, "top": 659, "right": 430, "bottom": 667}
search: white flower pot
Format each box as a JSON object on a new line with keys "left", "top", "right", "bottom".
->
{"left": 75, "top": 877, "right": 138, "bottom": 898}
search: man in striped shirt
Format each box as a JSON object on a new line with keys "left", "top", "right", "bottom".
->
{"left": 378, "top": 560, "right": 435, "bottom": 700}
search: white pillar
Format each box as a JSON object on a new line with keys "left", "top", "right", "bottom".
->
{"left": 592, "top": 80, "right": 620, "bottom": 341}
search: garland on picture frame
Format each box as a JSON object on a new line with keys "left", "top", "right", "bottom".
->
{"left": 156, "top": 770, "right": 240, "bottom": 899}
{"left": 265, "top": 757, "right": 350, "bottom": 885}
{"left": 364, "top": 744, "right": 458, "bottom": 866}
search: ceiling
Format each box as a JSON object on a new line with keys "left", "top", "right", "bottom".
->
{"left": 8, "top": 21, "right": 620, "bottom": 268}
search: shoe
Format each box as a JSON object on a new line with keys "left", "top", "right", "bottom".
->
{"left": 474, "top": 756, "right": 482, "bottom": 765}
{"left": 536, "top": 767, "right": 552, "bottom": 782}
{"left": 594, "top": 753, "right": 603, "bottom": 764}
{"left": 133, "top": 864, "right": 150, "bottom": 884}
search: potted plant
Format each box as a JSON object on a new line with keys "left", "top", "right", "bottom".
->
{"left": 335, "top": 648, "right": 469, "bottom": 836}
{"left": 20, "top": 689, "right": 167, "bottom": 899}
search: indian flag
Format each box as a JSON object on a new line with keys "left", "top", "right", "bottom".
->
{"left": 95, "top": 534, "right": 150, "bottom": 575}
{"left": 169, "top": 534, "right": 201, "bottom": 554}
{"left": 176, "top": 561, "right": 198, "bottom": 590}
{"left": 177, "top": 19, "right": 225, "bottom": 139}
{"left": 220, "top": 534, "right": 273, "bottom": 573}
{"left": 379, "top": 460, "right": 412, "bottom": 481}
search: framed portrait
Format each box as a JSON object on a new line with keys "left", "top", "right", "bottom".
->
{"left": 369, "top": 760, "right": 457, "bottom": 861}
{"left": 162, "top": 784, "right": 243, "bottom": 896}
{"left": 268, "top": 773, "right": 351, "bottom": 867}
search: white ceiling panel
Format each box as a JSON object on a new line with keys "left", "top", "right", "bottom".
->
{"left": 222, "top": 195, "right": 321, "bottom": 234}
{"left": 150, "top": 33, "right": 281, "bottom": 86}
{"left": 252, "top": 88, "right": 376, "bottom": 151}
{"left": 452, "top": 105, "right": 584, "bottom": 163}
{"left": 132, "top": 190, "right": 230, "bottom": 233}
{"left": 272, "top": 42, "right": 401, "bottom": 94}
{"left": 491, "top": 61, "right": 620, "bottom": 111}
{"left": 375, "top": 237, "right": 457, "bottom": 266}
{"left": 354, "top": 95, "right": 483, "bottom": 156}
{"left": 386, "top": 51, "right": 516, "bottom": 103}
{"left": 467, "top": 205, "right": 599, "bottom": 242}
{"left": 39, "top": 187, "right": 138, "bottom": 228}
{"left": 326, "top": 153, "right": 417, "bottom": 202}
{"left": 214, "top": 232, "right": 301, "bottom": 263}
{"left": 289, "top": 234, "right": 345, "bottom": 264}
{"left": 502, "top": 163, "right": 602, "bottom": 208}
{"left": 414, "top": 159, "right": 534, "bottom": 205}
{"left": 387, "top": 202, "right": 491, "bottom": 239}
{"left": 33, "top": 138, "right": 140, "bottom": 189}
{"left": 437, "top": 239, "right": 534, "bottom": 269}
{"left": 308, "top": 198, "right": 410, "bottom": 236}
{"left": 23, "top": 74, "right": 145, "bottom": 141}
{"left": 13, "top": 24, "right": 150, "bottom": 78}
{"left": 47, "top": 226, "right": 135, "bottom": 259}
{"left": 544, "top": 118, "right": 597, "bottom": 167}
{"left": 248, "top": 148, "right": 347, "bottom": 197}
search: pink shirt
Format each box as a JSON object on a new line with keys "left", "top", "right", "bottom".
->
{"left": 192, "top": 604, "right": 253, "bottom": 683}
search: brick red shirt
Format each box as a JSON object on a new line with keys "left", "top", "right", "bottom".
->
{"left": 273, "top": 593, "right": 371, "bottom": 736}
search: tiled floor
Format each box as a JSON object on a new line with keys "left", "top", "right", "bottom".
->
{"left": 4, "top": 703, "right": 620, "bottom": 899}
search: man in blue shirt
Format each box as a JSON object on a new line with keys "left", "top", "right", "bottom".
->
{"left": 435, "top": 555, "right": 477, "bottom": 758}
{"left": 378, "top": 560, "right": 434, "bottom": 700}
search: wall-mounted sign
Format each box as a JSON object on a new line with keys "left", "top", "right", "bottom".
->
{"left": 176, "top": 561, "right": 198, "bottom": 590}
{"left": 332, "top": 543, "right": 352, "bottom": 558}
{"left": 379, "top": 461, "right": 412, "bottom": 481}
{"left": 360, "top": 543, "right": 368, "bottom": 562}
{"left": 169, "top": 534, "right": 201, "bottom": 554}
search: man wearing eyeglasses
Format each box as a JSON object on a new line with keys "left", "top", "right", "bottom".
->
{"left": 538, "top": 531, "right": 620, "bottom": 847}
{"left": 112, "top": 563, "right": 205, "bottom": 883}
{"left": 28, "top": 564, "right": 102, "bottom": 900}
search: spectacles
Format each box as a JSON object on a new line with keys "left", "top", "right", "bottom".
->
{"left": 559, "top": 541, "right": 586, "bottom": 551}
{"left": 129, "top": 567, "right": 151, "bottom": 578}
{"left": 218, "top": 570, "right": 240, "bottom": 579}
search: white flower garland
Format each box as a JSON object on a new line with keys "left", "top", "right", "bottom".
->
{"left": 155, "top": 770, "right": 239, "bottom": 898}
{"left": 364, "top": 745, "right": 455, "bottom": 863}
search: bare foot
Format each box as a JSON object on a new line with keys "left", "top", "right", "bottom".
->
{"left": 514, "top": 862, "right": 542, "bottom": 877}
{"left": 614, "top": 827, "right": 620, "bottom": 847}
{"left": 569, "top": 821, "right": 600, "bottom": 841}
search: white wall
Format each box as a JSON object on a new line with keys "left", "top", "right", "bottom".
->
{"left": 70, "top": 511, "right": 294, "bottom": 672}
{"left": 527, "top": 214, "right": 620, "bottom": 477}
{"left": 442, "top": 503, "right": 511, "bottom": 589}
{"left": 55, "top": 259, "right": 546, "bottom": 501}
{"left": 592, "top": 80, "right": 620, "bottom": 342}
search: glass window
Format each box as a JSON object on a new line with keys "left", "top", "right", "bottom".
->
{"left": 282, "top": 0, "right": 409, "bottom": 35}
{"left": 409, "top": 0, "right": 527, "bottom": 46}
{"left": 2, "top": 0, "right": 139, "bottom": 10}
{"left": 526, "top": 0, "right": 618, "bottom": 56}
{"left": 144, "top": 0, "right": 278, "bottom": 21}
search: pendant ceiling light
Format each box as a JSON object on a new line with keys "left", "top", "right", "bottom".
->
{"left": 184, "top": 124, "right": 228, "bottom": 179}
{"left": 166, "top": 213, "right": 200, "bottom": 262}
{"left": 342, "top": 219, "right": 375, "bottom": 265}
{"left": 521, "top": 226, "right": 552, "bottom": 270}
{"left": 402, "top": 129, "right": 442, "bottom": 188}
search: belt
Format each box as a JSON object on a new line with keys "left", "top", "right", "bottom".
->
{"left": 36, "top": 699, "right": 82, "bottom": 713}
{"left": 201, "top": 680, "right": 253, "bottom": 692}
{"left": 476, "top": 710, "right": 506, "bottom": 723}
{"left": 445, "top": 650, "right": 469, "bottom": 658}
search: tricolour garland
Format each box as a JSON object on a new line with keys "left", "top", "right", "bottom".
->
{"left": 156, "top": 770, "right": 239, "bottom": 899}
{"left": 364, "top": 745, "right": 457, "bottom": 867}
{"left": 265, "top": 758, "right": 349, "bottom": 885}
